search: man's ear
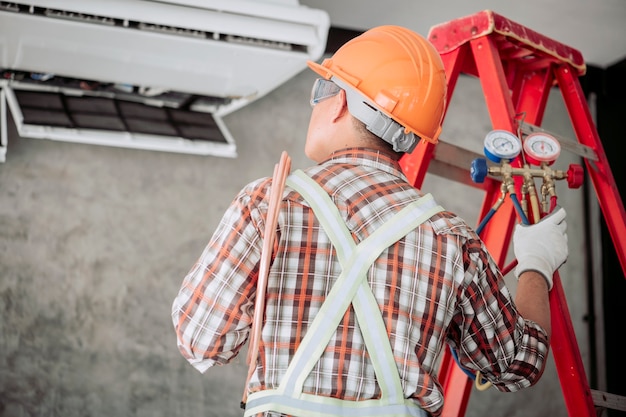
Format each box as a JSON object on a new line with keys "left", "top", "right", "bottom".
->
{"left": 330, "top": 90, "right": 349, "bottom": 123}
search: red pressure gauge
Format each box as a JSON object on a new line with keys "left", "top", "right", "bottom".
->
{"left": 523, "top": 133, "right": 561, "bottom": 165}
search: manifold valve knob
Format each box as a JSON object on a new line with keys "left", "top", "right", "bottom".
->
{"left": 567, "top": 164, "right": 584, "bottom": 189}
{"left": 471, "top": 158, "right": 489, "bottom": 183}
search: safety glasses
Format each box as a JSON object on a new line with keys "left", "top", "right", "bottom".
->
{"left": 310, "top": 78, "right": 341, "bottom": 107}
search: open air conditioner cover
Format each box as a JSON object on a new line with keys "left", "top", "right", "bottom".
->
{"left": 0, "top": 0, "right": 330, "bottom": 158}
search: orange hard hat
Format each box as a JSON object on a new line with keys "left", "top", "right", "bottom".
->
{"left": 308, "top": 25, "right": 447, "bottom": 149}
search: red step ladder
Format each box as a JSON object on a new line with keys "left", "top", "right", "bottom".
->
{"left": 399, "top": 10, "right": 626, "bottom": 417}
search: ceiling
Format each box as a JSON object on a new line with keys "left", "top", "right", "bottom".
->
{"left": 300, "top": 0, "right": 626, "bottom": 69}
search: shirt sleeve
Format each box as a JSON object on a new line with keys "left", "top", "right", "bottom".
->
{"left": 449, "top": 236, "right": 550, "bottom": 392}
{"left": 171, "top": 178, "right": 269, "bottom": 373}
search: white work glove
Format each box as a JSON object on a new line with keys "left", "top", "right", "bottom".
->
{"left": 513, "top": 206, "right": 568, "bottom": 290}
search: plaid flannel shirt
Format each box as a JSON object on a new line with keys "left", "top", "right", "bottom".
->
{"left": 172, "top": 148, "right": 549, "bottom": 416}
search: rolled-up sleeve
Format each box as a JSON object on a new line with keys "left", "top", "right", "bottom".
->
{"left": 171, "top": 179, "right": 268, "bottom": 372}
{"left": 451, "top": 237, "right": 549, "bottom": 391}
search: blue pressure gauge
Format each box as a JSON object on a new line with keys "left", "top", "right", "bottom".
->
{"left": 483, "top": 130, "right": 522, "bottom": 163}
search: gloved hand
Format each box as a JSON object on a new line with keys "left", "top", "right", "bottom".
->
{"left": 513, "top": 206, "right": 568, "bottom": 290}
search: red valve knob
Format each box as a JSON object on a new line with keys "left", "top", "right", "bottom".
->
{"left": 567, "top": 164, "right": 584, "bottom": 189}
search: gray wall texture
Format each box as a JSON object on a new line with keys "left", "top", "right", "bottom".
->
{"left": 0, "top": 68, "right": 591, "bottom": 416}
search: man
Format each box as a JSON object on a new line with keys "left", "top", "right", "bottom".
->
{"left": 172, "top": 25, "right": 568, "bottom": 417}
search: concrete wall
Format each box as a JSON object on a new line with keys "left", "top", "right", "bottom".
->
{"left": 0, "top": 68, "right": 590, "bottom": 416}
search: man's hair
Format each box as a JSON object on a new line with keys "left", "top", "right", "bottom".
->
{"left": 351, "top": 117, "right": 398, "bottom": 156}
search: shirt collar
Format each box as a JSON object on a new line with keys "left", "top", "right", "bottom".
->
{"left": 321, "top": 147, "right": 408, "bottom": 181}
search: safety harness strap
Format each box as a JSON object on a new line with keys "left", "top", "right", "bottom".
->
{"left": 244, "top": 169, "right": 443, "bottom": 417}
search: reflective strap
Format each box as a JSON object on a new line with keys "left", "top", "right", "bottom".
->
{"left": 285, "top": 171, "right": 353, "bottom": 264}
{"left": 245, "top": 392, "right": 428, "bottom": 417}
{"left": 284, "top": 171, "right": 443, "bottom": 400}
{"left": 245, "top": 170, "right": 442, "bottom": 417}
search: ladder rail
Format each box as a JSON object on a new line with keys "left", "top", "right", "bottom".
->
{"left": 550, "top": 274, "right": 597, "bottom": 416}
{"left": 554, "top": 64, "right": 626, "bottom": 278}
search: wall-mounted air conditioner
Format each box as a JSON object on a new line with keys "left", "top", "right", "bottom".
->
{"left": 0, "top": 0, "right": 330, "bottom": 159}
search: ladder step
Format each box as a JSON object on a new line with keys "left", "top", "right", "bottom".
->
{"left": 591, "top": 389, "right": 626, "bottom": 412}
{"left": 427, "top": 10, "right": 586, "bottom": 75}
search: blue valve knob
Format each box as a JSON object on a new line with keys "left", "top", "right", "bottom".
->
{"left": 471, "top": 158, "right": 488, "bottom": 183}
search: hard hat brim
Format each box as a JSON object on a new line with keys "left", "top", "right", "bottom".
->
{"left": 307, "top": 60, "right": 333, "bottom": 80}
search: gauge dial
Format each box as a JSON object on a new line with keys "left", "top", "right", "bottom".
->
{"left": 523, "top": 133, "right": 561, "bottom": 165}
{"left": 483, "top": 130, "right": 522, "bottom": 162}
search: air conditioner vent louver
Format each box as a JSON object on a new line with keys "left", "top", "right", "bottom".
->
{"left": 43, "top": 7, "right": 118, "bottom": 27}
{"left": 1, "top": 2, "right": 308, "bottom": 52}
